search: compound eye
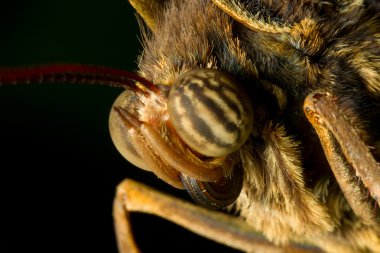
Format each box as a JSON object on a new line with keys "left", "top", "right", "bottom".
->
{"left": 168, "top": 69, "right": 253, "bottom": 157}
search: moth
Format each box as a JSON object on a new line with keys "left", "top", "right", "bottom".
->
{"left": 1, "top": 0, "right": 380, "bottom": 253}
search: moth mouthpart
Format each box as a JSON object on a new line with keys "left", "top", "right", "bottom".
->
{"left": 180, "top": 165, "right": 244, "bottom": 210}
{"left": 111, "top": 104, "right": 224, "bottom": 183}
{"left": 113, "top": 106, "right": 142, "bottom": 129}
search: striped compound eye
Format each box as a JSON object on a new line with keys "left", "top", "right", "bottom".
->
{"left": 168, "top": 69, "right": 253, "bottom": 157}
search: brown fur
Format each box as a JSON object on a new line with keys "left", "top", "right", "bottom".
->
{"left": 135, "top": 0, "right": 380, "bottom": 252}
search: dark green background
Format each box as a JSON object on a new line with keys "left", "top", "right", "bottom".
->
{"left": 0, "top": 1, "right": 240, "bottom": 252}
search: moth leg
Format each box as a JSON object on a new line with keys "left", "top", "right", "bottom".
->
{"left": 304, "top": 91, "right": 380, "bottom": 229}
{"left": 113, "top": 179, "right": 323, "bottom": 253}
{"left": 113, "top": 192, "right": 140, "bottom": 253}
{"left": 211, "top": 0, "right": 291, "bottom": 34}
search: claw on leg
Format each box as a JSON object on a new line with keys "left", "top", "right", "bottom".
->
{"left": 304, "top": 91, "right": 380, "bottom": 229}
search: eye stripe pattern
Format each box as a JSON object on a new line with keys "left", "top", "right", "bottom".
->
{"left": 168, "top": 69, "right": 253, "bottom": 157}
{"left": 177, "top": 82, "right": 240, "bottom": 139}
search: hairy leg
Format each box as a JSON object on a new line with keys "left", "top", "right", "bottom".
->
{"left": 304, "top": 91, "right": 380, "bottom": 230}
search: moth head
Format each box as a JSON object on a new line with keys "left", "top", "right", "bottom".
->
{"left": 109, "top": 0, "right": 258, "bottom": 208}
{"left": 109, "top": 68, "right": 252, "bottom": 208}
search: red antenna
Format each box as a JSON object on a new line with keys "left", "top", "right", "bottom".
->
{"left": 0, "top": 64, "right": 159, "bottom": 94}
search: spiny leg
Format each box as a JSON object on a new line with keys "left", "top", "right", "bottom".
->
{"left": 113, "top": 179, "right": 324, "bottom": 253}
{"left": 304, "top": 91, "right": 380, "bottom": 230}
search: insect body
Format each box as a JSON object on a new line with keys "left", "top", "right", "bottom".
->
{"left": 114, "top": 0, "right": 380, "bottom": 252}
{"left": 1, "top": 0, "right": 380, "bottom": 252}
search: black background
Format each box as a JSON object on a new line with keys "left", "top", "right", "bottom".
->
{"left": 0, "top": 1, "right": 241, "bottom": 252}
